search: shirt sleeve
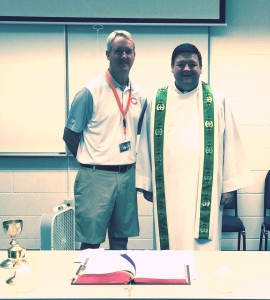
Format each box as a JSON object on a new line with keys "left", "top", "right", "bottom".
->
{"left": 66, "top": 88, "right": 93, "bottom": 133}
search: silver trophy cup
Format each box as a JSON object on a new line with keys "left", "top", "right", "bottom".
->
{"left": 1, "top": 219, "right": 26, "bottom": 269}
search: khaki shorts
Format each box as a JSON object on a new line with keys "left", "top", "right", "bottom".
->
{"left": 74, "top": 165, "right": 139, "bottom": 244}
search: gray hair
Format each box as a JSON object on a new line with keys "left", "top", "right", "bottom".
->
{"left": 106, "top": 30, "right": 135, "bottom": 53}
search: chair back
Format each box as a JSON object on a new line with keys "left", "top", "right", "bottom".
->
{"left": 264, "top": 170, "right": 270, "bottom": 216}
{"left": 223, "top": 190, "right": 238, "bottom": 217}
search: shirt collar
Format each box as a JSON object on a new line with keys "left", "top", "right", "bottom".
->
{"left": 173, "top": 81, "right": 200, "bottom": 95}
{"left": 107, "top": 71, "right": 131, "bottom": 92}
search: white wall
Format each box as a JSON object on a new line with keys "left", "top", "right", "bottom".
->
{"left": 210, "top": 0, "right": 270, "bottom": 250}
{"left": 0, "top": 0, "right": 270, "bottom": 251}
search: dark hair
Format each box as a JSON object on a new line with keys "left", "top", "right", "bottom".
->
{"left": 171, "top": 43, "right": 202, "bottom": 67}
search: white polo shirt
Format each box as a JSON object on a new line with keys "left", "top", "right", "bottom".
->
{"left": 66, "top": 73, "right": 147, "bottom": 165}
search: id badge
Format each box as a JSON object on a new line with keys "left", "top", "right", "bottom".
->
{"left": 119, "top": 141, "right": 131, "bottom": 153}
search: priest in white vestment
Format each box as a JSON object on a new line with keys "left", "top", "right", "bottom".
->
{"left": 136, "top": 43, "right": 252, "bottom": 250}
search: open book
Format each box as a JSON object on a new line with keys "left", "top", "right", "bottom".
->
{"left": 71, "top": 250, "right": 191, "bottom": 285}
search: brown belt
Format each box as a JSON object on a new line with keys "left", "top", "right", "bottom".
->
{"left": 80, "top": 163, "right": 134, "bottom": 173}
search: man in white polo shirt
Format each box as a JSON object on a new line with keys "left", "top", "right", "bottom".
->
{"left": 63, "top": 30, "right": 147, "bottom": 250}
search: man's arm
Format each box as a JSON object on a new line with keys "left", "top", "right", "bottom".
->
{"left": 63, "top": 127, "right": 81, "bottom": 157}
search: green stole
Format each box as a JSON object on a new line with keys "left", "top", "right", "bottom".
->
{"left": 153, "top": 82, "right": 216, "bottom": 250}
